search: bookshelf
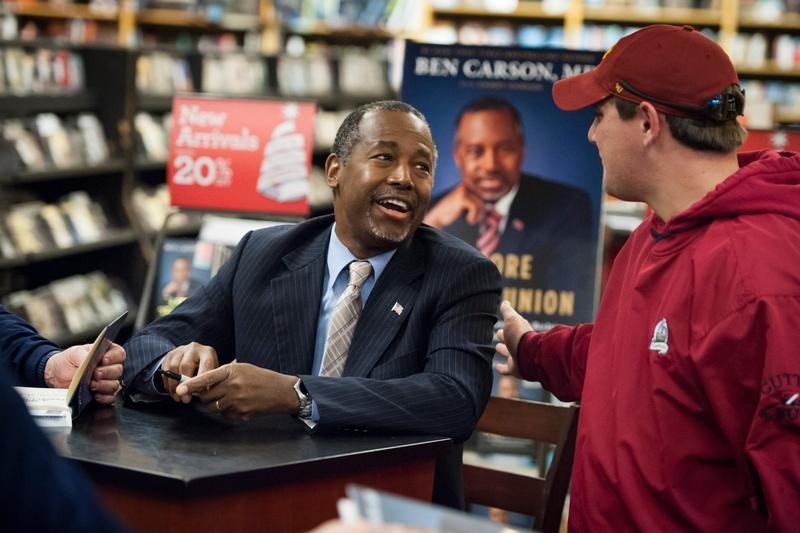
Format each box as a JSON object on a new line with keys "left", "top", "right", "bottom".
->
{"left": 424, "top": 1, "right": 800, "bottom": 126}
{"left": 4, "top": 0, "right": 277, "bottom": 52}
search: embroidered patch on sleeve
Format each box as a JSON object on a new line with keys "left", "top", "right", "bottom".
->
{"left": 759, "top": 373, "right": 800, "bottom": 426}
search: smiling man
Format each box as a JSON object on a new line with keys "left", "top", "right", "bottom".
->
{"left": 123, "top": 101, "right": 502, "bottom": 507}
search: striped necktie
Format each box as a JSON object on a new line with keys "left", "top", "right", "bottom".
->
{"left": 476, "top": 208, "right": 501, "bottom": 257}
{"left": 319, "top": 260, "right": 373, "bottom": 377}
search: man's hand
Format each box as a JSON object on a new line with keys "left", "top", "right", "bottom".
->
{"left": 423, "top": 183, "right": 483, "bottom": 228}
{"left": 44, "top": 343, "right": 126, "bottom": 405}
{"left": 175, "top": 362, "right": 298, "bottom": 420}
{"left": 160, "top": 342, "right": 219, "bottom": 402}
{"left": 495, "top": 301, "right": 532, "bottom": 379}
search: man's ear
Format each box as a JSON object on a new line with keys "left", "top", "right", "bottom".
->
{"left": 325, "top": 153, "right": 341, "bottom": 189}
{"left": 639, "top": 101, "right": 662, "bottom": 147}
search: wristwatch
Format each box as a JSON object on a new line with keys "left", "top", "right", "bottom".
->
{"left": 293, "top": 378, "right": 312, "bottom": 418}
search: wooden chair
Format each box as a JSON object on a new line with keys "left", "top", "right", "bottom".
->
{"left": 463, "top": 396, "right": 579, "bottom": 533}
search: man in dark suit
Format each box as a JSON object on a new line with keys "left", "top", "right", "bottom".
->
{"left": 123, "top": 101, "right": 502, "bottom": 507}
{"left": 425, "top": 97, "right": 596, "bottom": 325}
{"left": 1, "top": 304, "right": 125, "bottom": 400}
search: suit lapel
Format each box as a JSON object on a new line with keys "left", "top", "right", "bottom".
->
{"left": 344, "top": 238, "right": 425, "bottom": 377}
{"left": 499, "top": 207, "right": 526, "bottom": 253}
{"left": 271, "top": 228, "right": 329, "bottom": 375}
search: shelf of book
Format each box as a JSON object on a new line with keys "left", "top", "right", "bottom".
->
{"left": 775, "top": 110, "right": 800, "bottom": 125}
{"left": 10, "top": 2, "right": 119, "bottom": 22}
{"left": 313, "top": 91, "right": 396, "bottom": 110}
{"left": 430, "top": 4, "right": 566, "bottom": 22}
{"left": 137, "top": 93, "right": 175, "bottom": 113}
{"left": 581, "top": 6, "right": 721, "bottom": 26}
{"left": 0, "top": 94, "right": 96, "bottom": 115}
{"left": 0, "top": 229, "right": 139, "bottom": 270}
{"left": 738, "top": 12, "right": 800, "bottom": 31}
{"left": 283, "top": 22, "right": 398, "bottom": 40}
{"left": 135, "top": 159, "right": 168, "bottom": 172}
{"left": 136, "top": 8, "right": 260, "bottom": 32}
{"left": 737, "top": 63, "right": 800, "bottom": 79}
{"left": 52, "top": 307, "right": 136, "bottom": 348}
{"left": 3, "top": 159, "right": 127, "bottom": 185}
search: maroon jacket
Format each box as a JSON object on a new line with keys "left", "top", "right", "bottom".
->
{"left": 518, "top": 150, "right": 800, "bottom": 531}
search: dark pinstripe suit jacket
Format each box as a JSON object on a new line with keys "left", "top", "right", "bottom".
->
{"left": 124, "top": 214, "right": 502, "bottom": 507}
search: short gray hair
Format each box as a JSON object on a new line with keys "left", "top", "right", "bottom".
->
{"left": 332, "top": 100, "right": 437, "bottom": 166}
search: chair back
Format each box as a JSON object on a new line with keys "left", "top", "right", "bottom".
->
{"left": 463, "top": 396, "right": 579, "bottom": 533}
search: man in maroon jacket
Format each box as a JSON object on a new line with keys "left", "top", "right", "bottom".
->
{"left": 497, "top": 25, "right": 800, "bottom": 531}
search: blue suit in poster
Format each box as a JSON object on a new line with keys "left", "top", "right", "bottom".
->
{"left": 402, "top": 43, "right": 604, "bottom": 327}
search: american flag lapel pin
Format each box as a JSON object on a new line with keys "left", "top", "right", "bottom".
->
{"left": 391, "top": 302, "right": 404, "bottom": 316}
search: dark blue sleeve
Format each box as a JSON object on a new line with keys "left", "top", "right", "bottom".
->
{"left": 0, "top": 367, "right": 127, "bottom": 532}
{"left": 0, "top": 304, "right": 60, "bottom": 386}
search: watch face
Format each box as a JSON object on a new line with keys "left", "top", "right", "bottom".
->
{"left": 293, "top": 379, "right": 311, "bottom": 418}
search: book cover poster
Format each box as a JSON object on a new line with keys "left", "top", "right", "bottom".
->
{"left": 168, "top": 96, "right": 316, "bottom": 216}
{"left": 740, "top": 129, "right": 800, "bottom": 152}
{"left": 402, "top": 42, "right": 604, "bottom": 328}
{"left": 154, "top": 238, "right": 212, "bottom": 318}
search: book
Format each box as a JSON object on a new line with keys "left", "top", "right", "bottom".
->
{"left": 12, "top": 387, "right": 72, "bottom": 428}
{"left": 402, "top": 42, "right": 604, "bottom": 328}
{"left": 153, "top": 238, "right": 210, "bottom": 318}
{"left": 14, "top": 311, "right": 128, "bottom": 428}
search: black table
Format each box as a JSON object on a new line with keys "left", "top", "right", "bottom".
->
{"left": 47, "top": 402, "right": 452, "bottom": 532}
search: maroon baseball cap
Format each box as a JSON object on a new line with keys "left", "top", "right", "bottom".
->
{"left": 552, "top": 25, "right": 740, "bottom": 118}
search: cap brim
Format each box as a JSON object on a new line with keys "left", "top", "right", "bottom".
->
{"left": 552, "top": 70, "right": 610, "bottom": 111}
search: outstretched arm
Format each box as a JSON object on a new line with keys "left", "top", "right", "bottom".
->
{"left": 496, "top": 300, "right": 593, "bottom": 402}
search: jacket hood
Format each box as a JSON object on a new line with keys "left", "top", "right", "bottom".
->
{"left": 650, "top": 150, "right": 800, "bottom": 238}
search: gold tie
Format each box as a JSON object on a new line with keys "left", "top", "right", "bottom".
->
{"left": 319, "top": 260, "right": 373, "bottom": 377}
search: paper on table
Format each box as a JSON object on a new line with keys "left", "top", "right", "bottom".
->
{"left": 14, "top": 387, "right": 72, "bottom": 428}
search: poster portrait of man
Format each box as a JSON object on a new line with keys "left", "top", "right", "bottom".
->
{"left": 154, "top": 238, "right": 210, "bottom": 318}
{"left": 403, "top": 43, "right": 604, "bottom": 328}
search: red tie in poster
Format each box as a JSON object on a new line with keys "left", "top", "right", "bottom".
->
{"left": 168, "top": 96, "right": 316, "bottom": 216}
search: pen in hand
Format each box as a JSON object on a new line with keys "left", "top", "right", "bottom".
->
{"left": 157, "top": 368, "right": 190, "bottom": 383}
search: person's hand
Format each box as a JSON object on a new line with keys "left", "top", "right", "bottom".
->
{"left": 44, "top": 343, "right": 126, "bottom": 404}
{"left": 175, "top": 362, "right": 298, "bottom": 420}
{"left": 44, "top": 345, "right": 86, "bottom": 389}
{"left": 423, "top": 183, "right": 482, "bottom": 228}
{"left": 91, "top": 342, "right": 125, "bottom": 404}
{"left": 495, "top": 300, "right": 532, "bottom": 379}
{"left": 160, "top": 342, "right": 219, "bottom": 402}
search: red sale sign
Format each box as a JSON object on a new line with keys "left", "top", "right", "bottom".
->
{"left": 740, "top": 129, "right": 800, "bottom": 152}
{"left": 168, "top": 96, "right": 316, "bottom": 216}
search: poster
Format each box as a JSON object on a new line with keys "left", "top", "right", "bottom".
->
{"left": 402, "top": 43, "right": 604, "bottom": 329}
{"left": 153, "top": 238, "right": 212, "bottom": 318}
{"left": 168, "top": 96, "right": 316, "bottom": 216}
{"left": 740, "top": 128, "right": 800, "bottom": 152}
